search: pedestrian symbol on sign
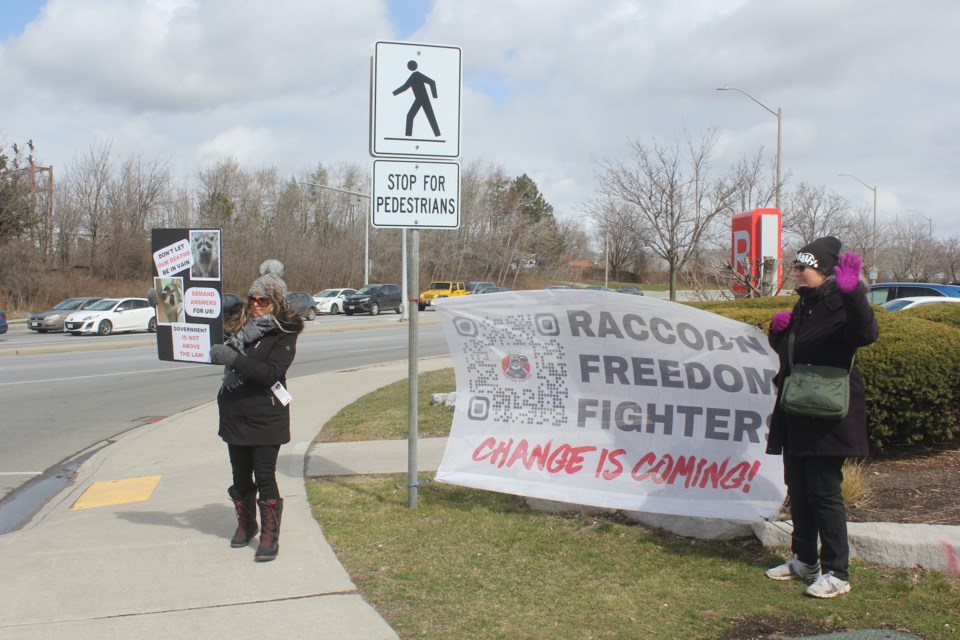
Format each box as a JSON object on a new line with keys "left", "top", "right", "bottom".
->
{"left": 371, "top": 40, "right": 460, "bottom": 158}
{"left": 392, "top": 60, "right": 443, "bottom": 139}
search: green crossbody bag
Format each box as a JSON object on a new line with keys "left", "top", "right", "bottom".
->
{"left": 779, "top": 328, "right": 854, "bottom": 421}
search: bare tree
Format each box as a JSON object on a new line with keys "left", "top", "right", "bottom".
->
{"left": 585, "top": 197, "right": 647, "bottom": 281}
{"left": 64, "top": 141, "right": 113, "bottom": 269}
{"left": 595, "top": 128, "right": 742, "bottom": 300}
{"left": 940, "top": 236, "right": 960, "bottom": 284}
{"left": 730, "top": 150, "right": 790, "bottom": 212}
{"left": 105, "top": 154, "right": 172, "bottom": 275}
{"left": 781, "top": 182, "right": 852, "bottom": 249}
{"left": 887, "top": 213, "right": 937, "bottom": 281}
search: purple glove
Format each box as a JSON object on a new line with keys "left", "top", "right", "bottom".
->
{"left": 770, "top": 311, "right": 793, "bottom": 332}
{"left": 834, "top": 252, "right": 863, "bottom": 293}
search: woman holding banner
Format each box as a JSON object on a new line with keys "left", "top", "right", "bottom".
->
{"left": 209, "top": 260, "right": 303, "bottom": 562}
{"left": 764, "top": 237, "right": 878, "bottom": 598}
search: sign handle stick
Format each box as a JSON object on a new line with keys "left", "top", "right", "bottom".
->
{"left": 407, "top": 229, "right": 420, "bottom": 508}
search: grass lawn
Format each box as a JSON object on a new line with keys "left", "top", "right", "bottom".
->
{"left": 307, "top": 369, "right": 959, "bottom": 640}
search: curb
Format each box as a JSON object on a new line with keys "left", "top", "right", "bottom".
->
{"left": 753, "top": 519, "right": 960, "bottom": 575}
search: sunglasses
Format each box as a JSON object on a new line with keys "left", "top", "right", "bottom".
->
{"left": 793, "top": 264, "right": 810, "bottom": 273}
{"left": 248, "top": 296, "right": 272, "bottom": 307}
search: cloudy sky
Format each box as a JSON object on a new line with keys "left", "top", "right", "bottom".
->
{"left": 1, "top": 0, "right": 958, "bottom": 238}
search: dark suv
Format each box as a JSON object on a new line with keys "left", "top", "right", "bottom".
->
{"left": 343, "top": 284, "right": 403, "bottom": 316}
{"left": 285, "top": 292, "right": 317, "bottom": 320}
{"left": 867, "top": 283, "right": 960, "bottom": 304}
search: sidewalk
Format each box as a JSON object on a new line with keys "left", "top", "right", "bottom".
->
{"left": 0, "top": 356, "right": 450, "bottom": 640}
{"left": 0, "top": 355, "right": 956, "bottom": 639}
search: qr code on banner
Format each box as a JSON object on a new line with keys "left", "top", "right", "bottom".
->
{"left": 451, "top": 312, "right": 569, "bottom": 427}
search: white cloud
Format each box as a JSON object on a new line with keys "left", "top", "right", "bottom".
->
{"left": 1, "top": 0, "right": 958, "bottom": 238}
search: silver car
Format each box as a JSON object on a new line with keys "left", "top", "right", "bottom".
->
{"left": 28, "top": 296, "right": 104, "bottom": 332}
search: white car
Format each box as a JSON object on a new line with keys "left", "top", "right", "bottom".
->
{"left": 313, "top": 288, "right": 357, "bottom": 315}
{"left": 64, "top": 297, "right": 157, "bottom": 335}
{"left": 880, "top": 296, "right": 960, "bottom": 312}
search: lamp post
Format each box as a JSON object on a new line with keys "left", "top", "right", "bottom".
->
{"left": 839, "top": 173, "right": 878, "bottom": 283}
{"left": 299, "top": 181, "right": 371, "bottom": 286}
{"left": 917, "top": 212, "right": 933, "bottom": 239}
{"left": 604, "top": 233, "right": 609, "bottom": 288}
{"left": 717, "top": 87, "right": 781, "bottom": 212}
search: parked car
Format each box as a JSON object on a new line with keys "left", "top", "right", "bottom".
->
{"left": 867, "top": 283, "right": 960, "bottom": 304}
{"left": 617, "top": 286, "right": 645, "bottom": 296}
{"left": 584, "top": 285, "right": 611, "bottom": 291}
{"left": 285, "top": 291, "right": 317, "bottom": 320}
{"left": 0, "top": 310, "right": 7, "bottom": 335}
{"left": 476, "top": 286, "right": 511, "bottom": 294}
{"left": 222, "top": 293, "right": 243, "bottom": 319}
{"left": 465, "top": 280, "right": 496, "bottom": 294}
{"left": 343, "top": 284, "right": 403, "bottom": 316}
{"left": 64, "top": 298, "right": 156, "bottom": 336}
{"left": 313, "top": 288, "right": 357, "bottom": 315}
{"left": 28, "top": 296, "right": 104, "bottom": 332}
{"left": 418, "top": 281, "right": 469, "bottom": 311}
{"left": 545, "top": 285, "right": 571, "bottom": 290}
{"left": 880, "top": 296, "right": 960, "bottom": 312}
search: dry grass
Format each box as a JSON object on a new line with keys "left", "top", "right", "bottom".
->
{"left": 842, "top": 458, "right": 873, "bottom": 509}
{"left": 0, "top": 252, "right": 152, "bottom": 316}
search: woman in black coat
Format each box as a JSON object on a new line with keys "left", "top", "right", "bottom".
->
{"left": 764, "top": 237, "right": 878, "bottom": 598}
{"left": 210, "top": 266, "right": 303, "bottom": 562}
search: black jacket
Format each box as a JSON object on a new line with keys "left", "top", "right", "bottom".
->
{"left": 766, "top": 279, "right": 879, "bottom": 458}
{"left": 217, "top": 320, "right": 302, "bottom": 446}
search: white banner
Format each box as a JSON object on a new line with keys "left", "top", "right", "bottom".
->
{"left": 434, "top": 291, "right": 786, "bottom": 521}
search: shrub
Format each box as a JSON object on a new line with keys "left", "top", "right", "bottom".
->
{"left": 861, "top": 311, "right": 960, "bottom": 449}
{"left": 901, "top": 301, "right": 960, "bottom": 330}
{"left": 696, "top": 297, "right": 960, "bottom": 451}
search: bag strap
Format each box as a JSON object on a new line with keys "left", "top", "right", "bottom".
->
{"left": 787, "top": 324, "right": 855, "bottom": 373}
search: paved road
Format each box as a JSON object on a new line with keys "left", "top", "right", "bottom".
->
{"left": 0, "top": 313, "right": 446, "bottom": 507}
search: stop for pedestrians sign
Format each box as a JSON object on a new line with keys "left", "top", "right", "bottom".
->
{"left": 372, "top": 159, "right": 460, "bottom": 229}
{"left": 370, "top": 41, "right": 461, "bottom": 159}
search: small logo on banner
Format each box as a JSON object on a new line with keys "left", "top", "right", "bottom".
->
{"left": 501, "top": 353, "right": 532, "bottom": 381}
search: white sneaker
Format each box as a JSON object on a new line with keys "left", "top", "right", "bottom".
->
{"left": 765, "top": 555, "right": 821, "bottom": 583}
{"left": 804, "top": 571, "right": 851, "bottom": 598}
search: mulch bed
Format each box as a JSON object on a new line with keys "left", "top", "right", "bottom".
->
{"left": 845, "top": 447, "right": 960, "bottom": 526}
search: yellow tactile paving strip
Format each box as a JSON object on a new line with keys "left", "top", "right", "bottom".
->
{"left": 71, "top": 475, "right": 162, "bottom": 510}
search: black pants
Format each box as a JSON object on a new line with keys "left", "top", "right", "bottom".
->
{"left": 784, "top": 455, "right": 849, "bottom": 581}
{"left": 228, "top": 444, "right": 281, "bottom": 501}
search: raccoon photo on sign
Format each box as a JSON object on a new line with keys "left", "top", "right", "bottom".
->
{"left": 190, "top": 230, "right": 221, "bottom": 280}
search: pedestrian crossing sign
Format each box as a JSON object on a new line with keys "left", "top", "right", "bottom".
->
{"left": 371, "top": 41, "right": 461, "bottom": 159}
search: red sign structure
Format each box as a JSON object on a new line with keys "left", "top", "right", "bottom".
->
{"left": 731, "top": 209, "right": 782, "bottom": 296}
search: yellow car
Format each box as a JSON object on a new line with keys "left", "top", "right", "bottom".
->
{"left": 418, "top": 281, "right": 468, "bottom": 311}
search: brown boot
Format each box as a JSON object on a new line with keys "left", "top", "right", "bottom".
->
{"left": 255, "top": 497, "right": 283, "bottom": 562}
{"left": 228, "top": 486, "right": 258, "bottom": 548}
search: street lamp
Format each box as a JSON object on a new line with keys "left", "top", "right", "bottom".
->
{"left": 917, "top": 212, "right": 933, "bottom": 238}
{"left": 839, "top": 173, "right": 878, "bottom": 282}
{"left": 299, "top": 181, "right": 371, "bottom": 286}
{"left": 717, "top": 87, "right": 782, "bottom": 212}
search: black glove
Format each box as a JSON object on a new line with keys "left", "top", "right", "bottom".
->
{"left": 147, "top": 287, "right": 158, "bottom": 306}
{"left": 209, "top": 344, "right": 239, "bottom": 367}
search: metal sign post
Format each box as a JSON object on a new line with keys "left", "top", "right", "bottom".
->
{"left": 371, "top": 40, "right": 461, "bottom": 508}
{"left": 400, "top": 228, "right": 408, "bottom": 322}
{"left": 406, "top": 229, "right": 419, "bottom": 507}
